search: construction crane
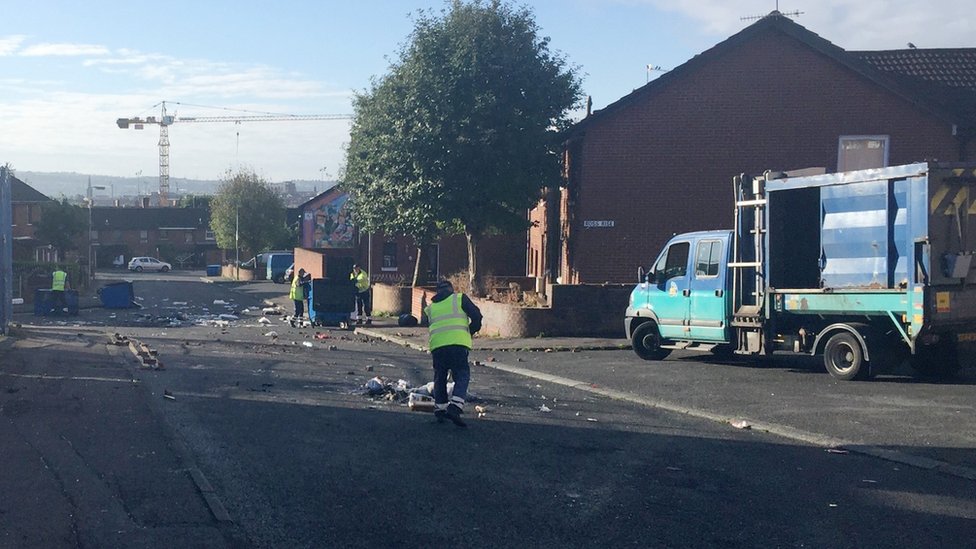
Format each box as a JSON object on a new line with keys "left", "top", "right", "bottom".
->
{"left": 116, "top": 101, "right": 352, "bottom": 206}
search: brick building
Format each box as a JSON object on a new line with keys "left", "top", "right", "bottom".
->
{"left": 86, "top": 207, "right": 220, "bottom": 268}
{"left": 530, "top": 12, "right": 976, "bottom": 285}
{"left": 10, "top": 175, "right": 55, "bottom": 262}
{"left": 296, "top": 188, "right": 525, "bottom": 285}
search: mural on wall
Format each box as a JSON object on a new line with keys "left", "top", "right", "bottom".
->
{"left": 305, "top": 193, "right": 355, "bottom": 249}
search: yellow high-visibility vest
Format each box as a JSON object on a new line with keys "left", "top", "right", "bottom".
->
{"left": 351, "top": 270, "right": 370, "bottom": 292}
{"left": 52, "top": 270, "right": 67, "bottom": 291}
{"left": 425, "top": 293, "right": 472, "bottom": 350}
{"left": 289, "top": 274, "right": 304, "bottom": 300}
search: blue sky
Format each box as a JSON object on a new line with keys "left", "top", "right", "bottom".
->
{"left": 2, "top": 0, "right": 973, "bottom": 185}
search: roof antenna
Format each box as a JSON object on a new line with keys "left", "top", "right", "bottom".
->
{"left": 741, "top": 1, "right": 803, "bottom": 22}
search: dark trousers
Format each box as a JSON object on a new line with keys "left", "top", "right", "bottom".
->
{"left": 293, "top": 299, "right": 305, "bottom": 319}
{"left": 51, "top": 290, "right": 67, "bottom": 313}
{"left": 432, "top": 345, "right": 471, "bottom": 407}
{"left": 354, "top": 290, "right": 371, "bottom": 317}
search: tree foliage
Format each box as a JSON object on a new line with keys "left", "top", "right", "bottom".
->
{"left": 34, "top": 197, "right": 87, "bottom": 253}
{"left": 343, "top": 0, "right": 582, "bottom": 293}
{"left": 210, "top": 168, "right": 289, "bottom": 258}
{"left": 179, "top": 194, "right": 213, "bottom": 210}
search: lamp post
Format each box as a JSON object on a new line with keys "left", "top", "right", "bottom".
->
{"left": 235, "top": 206, "right": 240, "bottom": 280}
{"left": 86, "top": 180, "right": 107, "bottom": 279}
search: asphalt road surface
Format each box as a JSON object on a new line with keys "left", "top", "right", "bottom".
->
{"left": 3, "top": 272, "right": 974, "bottom": 548}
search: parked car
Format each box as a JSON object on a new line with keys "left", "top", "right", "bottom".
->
{"left": 284, "top": 263, "right": 295, "bottom": 282}
{"left": 128, "top": 257, "right": 172, "bottom": 272}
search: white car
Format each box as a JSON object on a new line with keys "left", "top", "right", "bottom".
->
{"left": 128, "top": 256, "right": 171, "bottom": 272}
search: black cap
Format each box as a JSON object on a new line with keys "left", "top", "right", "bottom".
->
{"left": 436, "top": 280, "right": 453, "bottom": 292}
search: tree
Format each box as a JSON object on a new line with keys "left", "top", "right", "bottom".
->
{"left": 343, "top": 0, "right": 582, "bottom": 294}
{"left": 344, "top": 68, "right": 446, "bottom": 286}
{"left": 210, "top": 168, "right": 288, "bottom": 259}
{"left": 34, "top": 197, "right": 87, "bottom": 254}
{"left": 179, "top": 194, "right": 213, "bottom": 210}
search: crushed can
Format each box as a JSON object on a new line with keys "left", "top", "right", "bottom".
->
{"left": 408, "top": 392, "right": 436, "bottom": 412}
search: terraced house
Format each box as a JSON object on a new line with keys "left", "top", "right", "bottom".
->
{"left": 530, "top": 11, "right": 976, "bottom": 285}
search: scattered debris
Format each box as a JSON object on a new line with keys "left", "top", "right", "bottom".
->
{"left": 218, "top": 314, "right": 239, "bottom": 321}
{"left": 314, "top": 332, "right": 329, "bottom": 339}
{"left": 539, "top": 404, "right": 552, "bottom": 413}
{"left": 259, "top": 317, "right": 272, "bottom": 325}
{"left": 213, "top": 300, "right": 228, "bottom": 305}
{"left": 163, "top": 390, "right": 176, "bottom": 400}
{"left": 328, "top": 345, "right": 338, "bottom": 351}
{"left": 264, "top": 331, "right": 279, "bottom": 339}
{"left": 826, "top": 448, "right": 849, "bottom": 455}
{"left": 302, "top": 341, "right": 313, "bottom": 348}
{"left": 729, "top": 419, "right": 751, "bottom": 430}
{"left": 408, "top": 392, "right": 435, "bottom": 411}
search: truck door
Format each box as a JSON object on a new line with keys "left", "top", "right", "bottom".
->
{"left": 687, "top": 237, "right": 730, "bottom": 342}
{"left": 648, "top": 239, "right": 691, "bottom": 340}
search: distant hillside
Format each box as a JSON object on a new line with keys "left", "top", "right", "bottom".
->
{"left": 14, "top": 171, "right": 334, "bottom": 201}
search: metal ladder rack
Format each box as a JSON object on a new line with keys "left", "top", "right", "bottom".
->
{"left": 730, "top": 173, "right": 768, "bottom": 331}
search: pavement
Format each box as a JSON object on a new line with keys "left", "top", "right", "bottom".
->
{"left": 257, "top": 288, "right": 631, "bottom": 353}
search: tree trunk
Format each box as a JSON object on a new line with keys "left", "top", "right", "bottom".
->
{"left": 466, "top": 231, "right": 483, "bottom": 297}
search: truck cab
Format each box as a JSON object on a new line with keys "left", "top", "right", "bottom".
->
{"left": 626, "top": 230, "right": 733, "bottom": 359}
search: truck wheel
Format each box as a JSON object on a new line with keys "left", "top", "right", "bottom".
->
{"left": 631, "top": 322, "right": 671, "bottom": 361}
{"left": 823, "top": 332, "right": 867, "bottom": 381}
{"left": 910, "top": 338, "right": 960, "bottom": 379}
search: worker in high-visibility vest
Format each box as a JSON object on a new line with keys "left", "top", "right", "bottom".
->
{"left": 51, "top": 268, "right": 69, "bottom": 314}
{"left": 350, "top": 264, "right": 372, "bottom": 325}
{"left": 289, "top": 268, "right": 310, "bottom": 326}
{"left": 423, "top": 279, "right": 483, "bottom": 427}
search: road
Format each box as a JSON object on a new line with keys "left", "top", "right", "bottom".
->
{"left": 2, "top": 271, "right": 974, "bottom": 548}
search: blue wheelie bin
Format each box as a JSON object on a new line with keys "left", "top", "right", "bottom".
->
{"left": 98, "top": 281, "right": 135, "bottom": 309}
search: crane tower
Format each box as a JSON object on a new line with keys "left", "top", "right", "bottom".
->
{"left": 117, "top": 101, "right": 352, "bottom": 206}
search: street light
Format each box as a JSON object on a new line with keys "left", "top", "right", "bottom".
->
{"left": 86, "top": 180, "right": 107, "bottom": 279}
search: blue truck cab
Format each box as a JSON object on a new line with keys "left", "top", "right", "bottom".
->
{"left": 626, "top": 231, "right": 734, "bottom": 360}
{"left": 625, "top": 162, "right": 976, "bottom": 380}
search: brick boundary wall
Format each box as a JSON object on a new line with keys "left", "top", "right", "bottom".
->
{"left": 411, "top": 284, "right": 632, "bottom": 337}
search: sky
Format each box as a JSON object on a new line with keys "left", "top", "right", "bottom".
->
{"left": 1, "top": 0, "right": 973, "bottom": 189}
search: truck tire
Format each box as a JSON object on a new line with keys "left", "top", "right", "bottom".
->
{"left": 631, "top": 322, "right": 671, "bottom": 361}
{"left": 823, "top": 332, "right": 867, "bottom": 381}
{"left": 910, "top": 338, "right": 960, "bottom": 379}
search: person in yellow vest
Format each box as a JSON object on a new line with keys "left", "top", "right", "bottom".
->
{"left": 350, "top": 264, "right": 372, "bottom": 325}
{"left": 289, "top": 268, "right": 311, "bottom": 326}
{"left": 51, "top": 267, "right": 69, "bottom": 314}
{"left": 424, "top": 280, "right": 482, "bottom": 427}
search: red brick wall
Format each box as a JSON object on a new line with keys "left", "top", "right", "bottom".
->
{"left": 565, "top": 31, "right": 962, "bottom": 284}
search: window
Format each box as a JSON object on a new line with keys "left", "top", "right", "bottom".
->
{"left": 140, "top": 230, "right": 148, "bottom": 243}
{"left": 27, "top": 204, "right": 37, "bottom": 224}
{"left": 653, "top": 241, "right": 689, "bottom": 281}
{"left": 185, "top": 231, "right": 193, "bottom": 243}
{"left": 159, "top": 229, "right": 169, "bottom": 240}
{"left": 695, "top": 240, "right": 723, "bottom": 278}
{"left": 382, "top": 242, "right": 398, "bottom": 270}
{"left": 90, "top": 229, "right": 99, "bottom": 242}
{"left": 205, "top": 230, "right": 215, "bottom": 241}
{"left": 113, "top": 230, "right": 122, "bottom": 242}
{"left": 838, "top": 135, "right": 889, "bottom": 172}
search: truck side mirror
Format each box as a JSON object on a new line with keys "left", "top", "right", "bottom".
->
{"left": 638, "top": 266, "right": 645, "bottom": 283}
